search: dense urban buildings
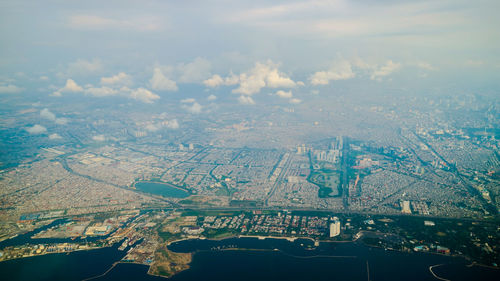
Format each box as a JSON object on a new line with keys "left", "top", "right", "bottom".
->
{"left": 0, "top": 1, "right": 499, "bottom": 280}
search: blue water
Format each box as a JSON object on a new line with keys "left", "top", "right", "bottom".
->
{"left": 134, "top": 181, "right": 190, "bottom": 198}
{"left": 0, "top": 219, "right": 115, "bottom": 248}
{"left": 0, "top": 244, "right": 125, "bottom": 281}
{"left": 0, "top": 219, "right": 106, "bottom": 247}
{"left": 167, "top": 238, "right": 500, "bottom": 281}
{"left": 0, "top": 237, "right": 498, "bottom": 281}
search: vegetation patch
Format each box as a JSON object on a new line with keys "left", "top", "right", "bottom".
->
{"left": 149, "top": 243, "right": 192, "bottom": 278}
{"left": 308, "top": 167, "right": 341, "bottom": 198}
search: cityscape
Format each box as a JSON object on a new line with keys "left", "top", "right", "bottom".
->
{"left": 0, "top": 0, "right": 499, "bottom": 280}
{"left": 1, "top": 88, "right": 498, "bottom": 279}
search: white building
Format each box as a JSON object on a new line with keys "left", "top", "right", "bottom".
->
{"left": 329, "top": 218, "right": 341, "bottom": 237}
{"left": 401, "top": 200, "right": 411, "bottom": 214}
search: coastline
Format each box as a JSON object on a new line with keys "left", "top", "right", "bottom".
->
{"left": 0, "top": 245, "right": 104, "bottom": 263}
{"left": 1, "top": 234, "right": 498, "bottom": 280}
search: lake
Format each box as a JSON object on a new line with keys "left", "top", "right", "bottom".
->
{"left": 134, "top": 181, "right": 190, "bottom": 198}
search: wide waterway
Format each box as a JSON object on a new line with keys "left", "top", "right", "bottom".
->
{"left": 1, "top": 236, "right": 499, "bottom": 281}
{"left": 134, "top": 181, "right": 190, "bottom": 198}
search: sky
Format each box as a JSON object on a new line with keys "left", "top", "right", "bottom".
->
{"left": 0, "top": 0, "right": 499, "bottom": 104}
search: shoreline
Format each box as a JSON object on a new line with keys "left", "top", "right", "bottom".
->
{"left": 164, "top": 234, "right": 500, "bottom": 268}
{"left": 153, "top": 235, "right": 499, "bottom": 279}
{"left": 0, "top": 245, "right": 105, "bottom": 263}
{"left": 1, "top": 234, "right": 498, "bottom": 280}
{"left": 2, "top": 232, "right": 498, "bottom": 272}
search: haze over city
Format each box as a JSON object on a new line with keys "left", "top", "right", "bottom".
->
{"left": 0, "top": 1, "right": 499, "bottom": 280}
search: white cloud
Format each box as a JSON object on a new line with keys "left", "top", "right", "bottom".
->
{"left": 53, "top": 79, "right": 83, "bottom": 96}
{"left": 100, "top": 72, "right": 132, "bottom": 86}
{"left": 203, "top": 73, "right": 240, "bottom": 88}
{"left": 238, "top": 95, "right": 255, "bottom": 105}
{"left": 49, "top": 133, "right": 62, "bottom": 140}
{"left": 63, "top": 79, "right": 83, "bottom": 92}
{"left": 129, "top": 88, "right": 160, "bottom": 103}
{"left": 370, "top": 60, "right": 401, "bottom": 81}
{"left": 233, "top": 61, "right": 296, "bottom": 95}
{"left": 92, "top": 135, "right": 106, "bottom": 142}
{"left": 177, "top": 57, "right": 211, "bottom": 83}
{"left": 265, "top": 67, "right": 296, "bottom": 88}
{"left": 39, "top": 76, "right": 49, "bottom": 81}
{"left": 234, "top": 73, "right": 266, "bottom": 95}
{"left": 207, "top": 94, "right": 217, "bottom": 101}
{"left": 40, "top": 108, "right": 69, "bottom": 125}
{"left": 149, "top": 67, "right": 178, "bottom": 91}
{"left": 290, "top": 98, "right": 302, "bottom": 104}
{"left": 203, "top": 74, "right": 224, "bottom": 87}
{"left": 84, "top": 86, "right": 118, "bottom": 97}
{"left": 52, "top": 79, "right": 160, "bottom": 104}
{"left": 205, "top": 61, "right": 296, "bottom": 95}
{"left": 310, "top": 60, "right": 355, "bottom": 85}
{"left": 150, "top": 58, "right": 212, "bottom": 88}
{"left": 40, "top": 108, "right": 56, "bottom": 121}
{"left": 182, "top": 102, "right": 203, "bottom": 114}
{"left": 224, "top": 73, "right": 240, "bottom": 85}
{"left": 180, "top": 98, "right": 196, "bottom": 103}
{"left": 276, "top": 90, "right": 293, "bottom": 99}
{"left": 0, "top": 84, "right": 23, "bottom": 94}
{"left": 166, "top": 119, "right": 179, "bottom": 129}
{"left": 26, "top": 124, "right": 47, "bottom": 134}
{"left": 309, "top": 57, "right": 402, "bottom": 83}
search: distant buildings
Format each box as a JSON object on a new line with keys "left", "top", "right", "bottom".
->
{"left": 401, "top": 200, "right": 411, "bottom": 214}
{"left": 135, "top": 131, "right": 147, "bottom": 138}
{"left": 313, "top": 149, "right": 339, "bottom": 163}
{"left": 424, "top": 220, "right": 435, "bottom": 226}
{"left": 297, "top": 144, "right": 308, "bottom": 154}
{"left": 329, "top": 217, "right": 341, "bottom": 237}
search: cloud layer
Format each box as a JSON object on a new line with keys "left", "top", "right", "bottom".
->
{"left": 0, "top": 84, "right": 23, "bottom": 94}
{"left": 51, "top": 76, "right": 160, "bottom": 104}
{"left": 150, "top": 67, "right": 178, "bottom": 91}
{"left": 40, "top": 108, "right": 68, "bottom": 125}
{"left": 204, "top": 60, "right": 298, "bottom": 95}
{"left": 26, "top": 125, "right": 47, "bottom": 134}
